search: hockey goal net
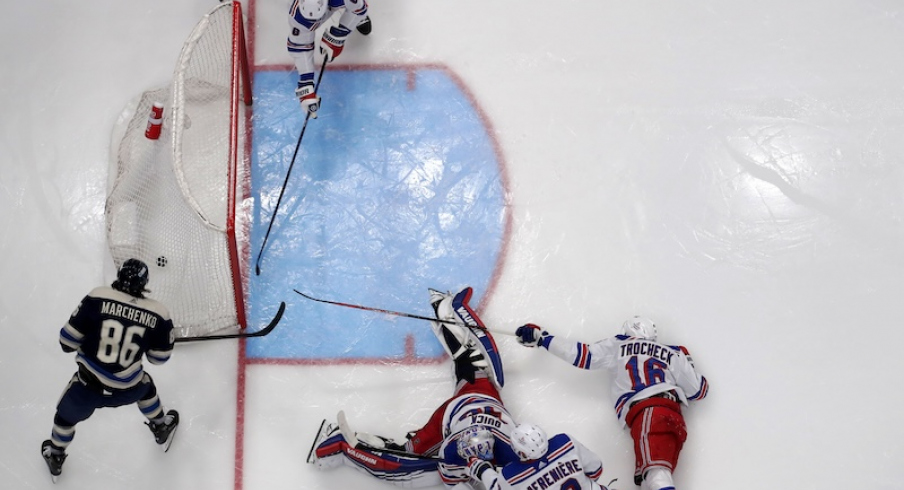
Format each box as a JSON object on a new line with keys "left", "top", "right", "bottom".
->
{"left": 106, "top": 1, "right": 252, "bottom": 338}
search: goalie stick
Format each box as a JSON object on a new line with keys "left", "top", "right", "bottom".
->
{"left": 175, "top": 301, "right": 286, "bottom": 343}
{"left": 293, "top": 290, "right": 513, "bottom": 336}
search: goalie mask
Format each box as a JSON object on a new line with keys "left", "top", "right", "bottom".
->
{"left": 113, "top": 258, "right": 150, "bottom": 297}
{"left": 622, "top": 315, "right": 657, "bottom": 341}
{"left": 457, "top": 425, "right": 494, "bottom": 461}
{"left": 511, "top": 423, "right": 548, "bottom": 461}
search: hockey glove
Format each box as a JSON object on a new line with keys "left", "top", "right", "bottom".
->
{"left": 515, "top": 324, "right": 548, "bottom": 347}
{"left": 320, "top": 25, "right": 351, "bottom": 62}
{"left": 467, "top": 457, "right": 493, "bottom": 480}
{"left": 295, "top": 76, "right": 320, "bottom": 118}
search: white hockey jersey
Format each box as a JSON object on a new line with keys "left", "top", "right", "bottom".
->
{"left": 474, "top": 433, "right": 606, "bottom": 490}
{"left": 287, "top": 0, "right": 368, "bottom": 76}
{"left": 437, "top": 393, "right": 519, "bottom": 488}
{"left": 442, "top": 393, "right": 517, "bottom": 441}
{"left": 544, "top": 335, "right": 709, "bottom": 424}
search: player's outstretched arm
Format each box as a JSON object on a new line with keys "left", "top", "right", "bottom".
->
{"left": 519, "top": 326, "right": 615, "bottom": 371}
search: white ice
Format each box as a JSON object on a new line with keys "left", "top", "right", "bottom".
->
{"left": 2, "top": 1, "right": 903, "bottom": 489}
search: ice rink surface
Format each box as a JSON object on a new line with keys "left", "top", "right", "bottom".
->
{"left": 2, "top": 1, "right": 904, "bottom": 489}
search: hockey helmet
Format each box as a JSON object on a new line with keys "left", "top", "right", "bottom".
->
{"left": 457, "top": 425, "right": 494, "bottom": 461}
{"left": 622, "top": 315, "right": 657, "bottom": 341}
{"left": 114, "top": 258, "right": 150, "bottom": 296}
{"left": 510, "top": 423, "right": 548, "bottom": 461}
{"left": 298, "top": 0, "right": 327, "bottom": 20}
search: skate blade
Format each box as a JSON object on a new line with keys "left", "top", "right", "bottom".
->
{"left": 161, "top": 425, "right": 178, "bottom": 452}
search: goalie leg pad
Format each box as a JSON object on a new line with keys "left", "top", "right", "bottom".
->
{"left": 337, "top": 446, "right": 441, "bottom": 487}
{"left": 313, "top": 429, "right": 350, "bottom": 469}
{"left": 428, "top": 287, "right": 504, "bottom": 388}
{"left": 428, "top": 289, "right": 471, "bottom": 360}
{"left": 466, "top": 326, "right": 505, "bottom": 389}
{"left": 319, "top": 411, "right": 442, "bottom": 487}
{"left": 432, "top": 287, "right": 487, "bottom": 328}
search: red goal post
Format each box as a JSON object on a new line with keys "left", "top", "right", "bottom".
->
{"left": 106, "top": 1, "right": 252, "bottom": 338}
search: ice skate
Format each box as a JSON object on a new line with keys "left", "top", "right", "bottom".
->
{"left": 41, "top": 440, "right": 67, "bottom": 483}
{"left": 147, "top": 409, "right": 179, "bottom": 452}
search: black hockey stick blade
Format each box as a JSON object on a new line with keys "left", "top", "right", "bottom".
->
{"left": 175, "top": 302, "right": 286, "bottom": 343}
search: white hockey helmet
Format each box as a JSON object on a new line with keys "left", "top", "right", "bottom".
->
{"left": 457, "top": 425, "right": 494, "bottom": 461}
{"left": 298, "top": 0, "right": 327, "bottom": 20}
{"left": 622, "top": 316, "right": 658, "bottom": 341}
{"left": 510, "top": 423, "right": 548, "bottom": 461}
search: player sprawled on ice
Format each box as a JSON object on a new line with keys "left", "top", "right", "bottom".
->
{"left": 41, "top": 259, "right": 179, "bottom": 482}
{"left": 516, "top": 317, "right": 709, "bottom": 490}
{"left": 468, "top": 422, "right": 617, "bottom": 490}
{"left": 308, "top": 287, "right": 519, "bottom": 488}
{"left": 287, "top": 0, "right": 371, "bottom": 118}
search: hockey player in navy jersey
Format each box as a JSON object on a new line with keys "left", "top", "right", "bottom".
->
{"left": 41, "top": 259, "right": 179, "bottom": 482}
{"left": 515, "top": 317, "right": 709, "bottom": 490}
{"left": 467, "top": 423, "right": 615, "bottom": 490}
{"left": 308, "top": 287, "right": 519, "bottom": 489}
{"left": 287, "top": 0, "right": 370, "bottom": 118}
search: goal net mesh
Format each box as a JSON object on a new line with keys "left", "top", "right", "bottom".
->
{"left": 106, "top": 2, "right": 249, "bottom": 338}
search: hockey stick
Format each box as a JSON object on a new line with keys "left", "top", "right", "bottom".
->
{"left": 175, "top": 301, "right": 286, "bottom": 343}
{"left": 254, "top": 56, "right": 329, "bottom": 276}
{"left": 357, "top": 443, "right": 440, "bottom": 461}
{"left": 293, "top": 289, "right": 513, "bottom": 336}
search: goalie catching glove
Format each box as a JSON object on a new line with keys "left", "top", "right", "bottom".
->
{"left": 295, "top": 74, "right": 320, "bottom": 118}
{"left": 320, "top": 25, "right": 351, "bottom": 62}
{"left": 515, "top": 324, "right": 550, "bottom": 348}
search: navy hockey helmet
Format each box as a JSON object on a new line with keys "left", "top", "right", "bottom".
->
{"left": 113, "top": 258, "right": 150, "bottom": 296}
